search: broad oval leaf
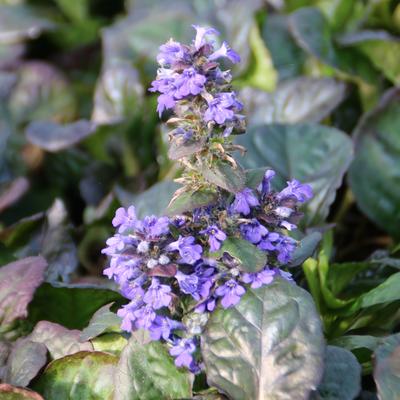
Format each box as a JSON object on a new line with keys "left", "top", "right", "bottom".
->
{"left": 114, "top": 338, "right": 192, "bottom": 400}
{"left": 33, "top": 351, "right": 118, "bottom": 400}
{"left": 348, "top": 88, "right": 400, "bottom": 238}
{"left": 211, "top": 237, "right": 267, "bottom": 273}
{"left": 200, "top": 160, "right": 245, "bottom": 194}
{"left": 0, "top": 383, "right": 44, "bottom": 400}
{"left": 201, "top": 278, "right": 325, "bottom": 400}
{"left": 26, "top": 120, "right": 96, "bottom": 152}
{"left": 288, "top": 231, "right": 322, "bottom": 267}
{"left": 373, "top": 333, "right": 400, "bottom": 400}
{"left": 242, "top": 77, "right": 346, "bottom": 126}
{"left": 166, "top": 189, "right": 218, "bottom": 216}
{"left": 0, "top": 257, "right": 47, "bottom": 338}
{"left": 236, "top": 123, "right": 353, "bottom": 226}
{"left": 316, "top": 345, "right": 361, "bottom": 400}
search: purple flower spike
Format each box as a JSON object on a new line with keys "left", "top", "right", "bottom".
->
{"left": 170, "top": 338, "right": 196, "bottom": 368}
{"left": 240, "top": 219, "right": 268, "bottom": 244}
{"left": 133, "top": 305, "right": 157, "bottom": 330}
{"left": 192, "top": 25, "right": 219, "bottom": 50}
{"left": 209, "top": 41, "right": 241, "bottom": 64}
{"left": 275, "top": 236, "right": 297, "bottom": 264}
{"left": 175, "top": 67, "right": 206, "bottom": 98}
{"left": 204, "top": 92, "right": 243, "bottom": 125}
{"left": 167, "top": 236, "right": 203, "bottom": 264}
{"left": 242, "top": 268, "right": 275, "bottom": 289}
{"left": 136, "top": 215, "right": 170, "bottom": 238}
{"left": 231, "top": 188, "right": 259, "bottom": 215}
{"left": 156, "top": 93, "right": 175, "bottom": 116}
{"left": 200, "top": 225, "right": 227, "bottom": 252}
{"left": 258, "top": 169, "right": 276, "bottom": 196}
{"left": 175, "top": 271, "right": 199, "bottom": 296}
{"left": 277, "top": 180, "right": 313, "bottom": 203}
{"left": 215, "top": 279, "right": 246, "bottom": 308}
{"left": 143, "top": 278, "right": 172, "bottom": 309}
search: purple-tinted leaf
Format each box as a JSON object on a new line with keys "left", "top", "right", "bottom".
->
{"left": 5, "top": 339, "right": 47, "bottom": 387}
{"left": 28, "top": 321, "right": 93, "bottom": 360}
{"left": 0, "top": 177, "right": 29, "bottom": 214}
{"left": 26, "top": 120, "right": 96, "bottom": 152}
{"left": 0, "top": 257, "right": 47, "bottom": 334}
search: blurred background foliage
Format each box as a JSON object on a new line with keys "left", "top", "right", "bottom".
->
{"left": 1, "top": 0, "right": 400, "bottom": 397}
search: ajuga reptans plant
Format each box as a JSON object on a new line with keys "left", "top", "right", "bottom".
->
{"left": 103, "top": 25, "right": 313, "bottom": 373}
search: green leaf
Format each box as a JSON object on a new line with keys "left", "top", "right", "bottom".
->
{"left": 114, "top": 338, "right": 192, "bottom": 400}
{"left": 289, "top": 7, "right": 378, "bottom": 84}
{"left": 115, "top": 181, "right": 180, "bottom": 218}
{"left": 236, "top": 123, "right": 353, "bottom": 225}
{"left": 92, "top": 63, "right": 143, "bottom": 124}
{"left": 80, "top": 303, "right": 122, "bottom": 341}
{"left": 33, "top": 351, "right": 118, "bottom": 400}
{"left": 201, "top": 278, "right": 325, "bottom": 400}
{"left": 242, "top": 77, "right": 346, "bottom": 126}
{"left": 212, "top": 237, "right": 267, "bottom": 273}
{"left": 316, "top": 345, "right": 361, "bottom": 400}
{"left": 331, "top": 335, "right": 380, "bottom": 352}
{"left": 28, "top": 321, "right": 93, "bottom": 360}
{"left": 348, "top": 88, "right": 400, "bottom": 238}
{"left": 5, "top": 340, "right": 47, "bottom": 387}
{"left": 289, "top": 231, "right": 322, "bottom": 267}
{"left": 0, "top": 384, "right": 44, "bottom": 400}
{"left": 262, "top": 14, "right": 305, "bottom": 80}
{"left": 166, "top": 189, "right": 217, "bottom": 216}
{"left": 27, "top": 283, "right": 123, "bottom": 330}
{"left": 339, "top": 30, "right": 400, "bottom": 85}
{"left": 244, "top": 168, "right": 267, "bottom": 189}
{"left": 54, "top": 0, "right": 88, "bottom": 22}
{"left": 26, "top": 120, "right": 96, "bottom": 153}
{"left": 352, "top": 272, "right": 400, "bottom": 311}
{"left": 0, "top": 257, "right": 47, "bottom": 339}
{"left": 91, "top": 333, "right": 128, "bottom": 356}
{"left": 201, "top": 161, "right": 245, "bottom": 194}
{"left": 373, "top": 333, "right": 400, "bottom": 400}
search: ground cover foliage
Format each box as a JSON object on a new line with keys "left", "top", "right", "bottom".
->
{"left": 0, "top": 0, "right": 400, "bottom": 399}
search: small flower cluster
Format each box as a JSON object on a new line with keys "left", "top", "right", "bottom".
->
{"left": 103, "top": 169, "right": 312, "bottom": 372}
{"left": 149, "top": 25, "right": 244, "bottom": 141}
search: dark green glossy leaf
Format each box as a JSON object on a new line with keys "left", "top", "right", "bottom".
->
{"left": 262, "top": 14, "right": 304, "bottom": 80}
{"left": 236, "top": 123, "right": 353, "bottom": 225}
{"left": 33, "top": 351, "right": 118, "bottom": 400}
{"left": 115, "top": 181, "right": 180, "bottom": 218}
{"left": 244, "top": 167, "right": 267, "bottom": 189}
{"left": 212, "top": 237, "right": 267, "bottom": 273}
{"left": 289, "top": 231, "right": 322, "bottom": 267}
{"left": 316, "top": 345, "right": 361, "bottom": 400}
{"left": 27, "top": 283, "right": 123, "bottom": 330}
{"left": 91, "top": 333, "right": 128, "bottom": 356}
{"left": 373, "top": 333, "right": 400, "bottom": 400}
{"left": 5, "top": 339, "right": 47, "bottom": 387}
{"left": 80, "top": 303, "right": 122, "bottom": 341}
{"left": 201, "top": 278, "right": 325, "bottom": 400}
{"left": 166, "top": 189, "right": 217, "bottom": 216}
{"left": 114, "top": 337, "right": 192, "bottom": 400}
{"left": 26, "top": 120, "right": 96, "bottom": 152}
{"left": 0, "top": 384, "right": 44, "bottom": 400}
{"left": 289, "top": 7, "right": 378, "bottom": 83}
{"left": 331, "top": 335, "right": 380, "bottom": 352}
{"left": 201, "top": 160, "right": 245, "bottom": 194}
{"left": 348, "top": 88, "right": 400, "bottom": 238}
{"left": 242, "top": 77, "right": 346, "bottom": 126}
{"left": 28, "top": 321, "right": 93, "bottom": 360}
{"left": 0, "top": 257, "right": 47, "bottom": 339}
